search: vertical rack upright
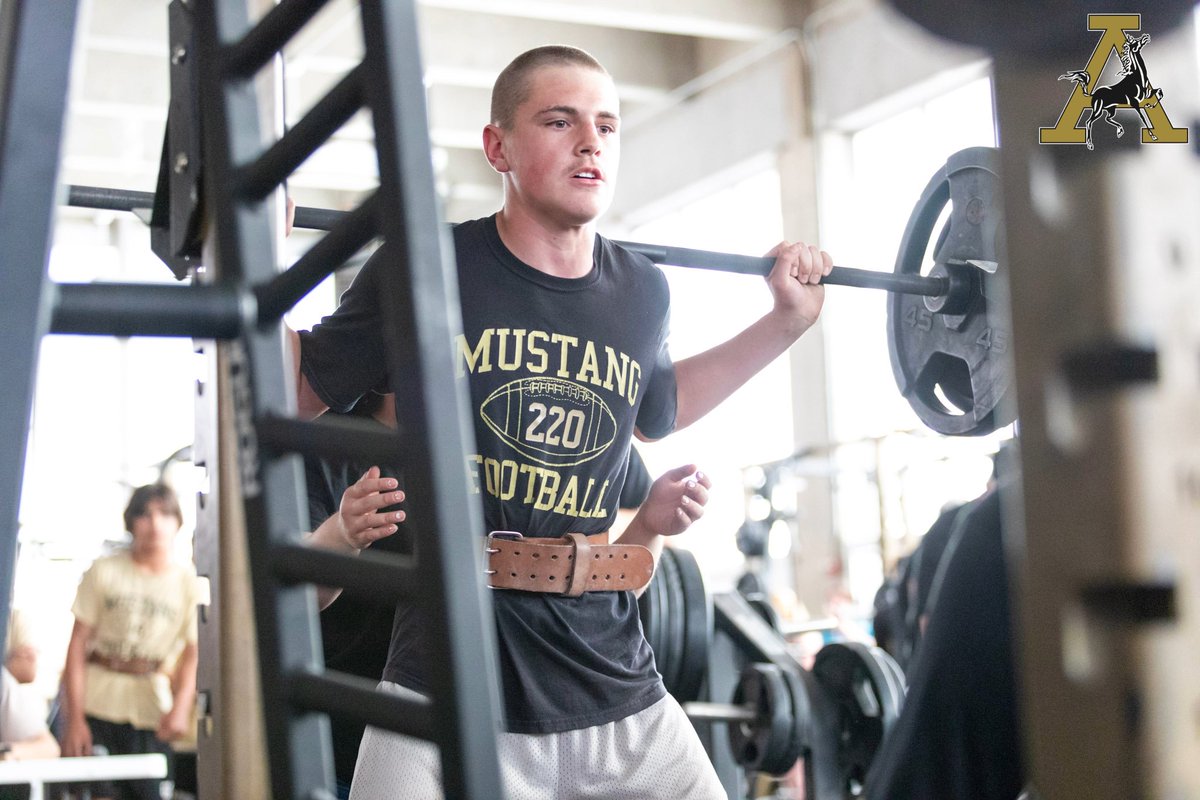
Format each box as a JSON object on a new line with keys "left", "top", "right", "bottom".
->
{"left": 1, "top": 0, "right": 506, "bottom": 797}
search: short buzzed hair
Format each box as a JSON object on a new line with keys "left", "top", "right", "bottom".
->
{"left": 490, "top": 45, "right": 609, "bottom": 128}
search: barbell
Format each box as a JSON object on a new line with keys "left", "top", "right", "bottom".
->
{"left": 625, "top": 146, "right": 1010, "bottom": 437}
{"left": 634, "top": 145, "right": 1012, "bottom": 437}
{"left": 62, "top": 146, "right": 1010, "bottom": 437}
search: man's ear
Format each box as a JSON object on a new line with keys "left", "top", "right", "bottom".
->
{"left": 483, "top": 124, "right": 509, "bottom": 174}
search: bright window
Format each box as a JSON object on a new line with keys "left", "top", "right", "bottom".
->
{"left": 626, "top": 169, "right": 794, "bottom": 592}
{"left": 819, "top": 76, "right": 1010, "bottom": 605}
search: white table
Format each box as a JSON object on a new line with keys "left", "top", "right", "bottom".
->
{"left": 0, "top": 753, "right": 168, "bottom": 800}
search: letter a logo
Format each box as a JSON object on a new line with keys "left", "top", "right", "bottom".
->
{"left": 1040, "top": 14, "right": 1188, "bottom": 148}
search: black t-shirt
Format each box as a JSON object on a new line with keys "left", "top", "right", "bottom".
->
{"left": 619, "top": 447, "right": 652, "bottom": 509}
{"left": 912, "top": 503, "right": 968, "bottom": 621}
{"left": 299, "top": 215, "right": 678, "bottom": 733}
{"left": 304, "top": 414, "right": 409, "bottom": 786}
{"left": 890, "top": 501, "right": 969, "bottom": 670}
{"left": 865, "top": 488, "right": 1024, "bottom": 800}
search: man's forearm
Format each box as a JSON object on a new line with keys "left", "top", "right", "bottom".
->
{"left": 305, "top": 514, "right": 360, "bottom": 609}
{"left": 613, "top": 516, "right": 664, "bottom": 598}
{"left": 63, "top": 654, "right": 86, "bottom": 724}
{"left": 170, "top": 644, "right": 198, "bottom": 716}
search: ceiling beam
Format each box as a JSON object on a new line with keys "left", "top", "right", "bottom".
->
{"left": 417, "top": 0, "right": 788, "bottom": 41}
{"left": 285, "top": 7, "right": 696, "bottom": 101}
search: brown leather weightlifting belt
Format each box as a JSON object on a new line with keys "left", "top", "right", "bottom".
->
{"left": 485, "top": 531, "right": 654, "bottom": 597}
{"left": 87, "top": 652, "right": 162, "bottom": 676}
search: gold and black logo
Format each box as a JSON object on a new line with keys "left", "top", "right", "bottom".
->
{"left": 1040, "top": 14, "right": 1188, "bottom": 149}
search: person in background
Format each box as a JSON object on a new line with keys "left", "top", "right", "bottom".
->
{"left": 0, "top": 665, "right": 59, "bottom": 762}
{"left": 5, "top": 609, "right": 38, "bottom": 686}
{"left": 871, "top": 554, "right": 909, "bottom": 664}
{"left": 865, "top": 446, "right": 1023, "bottom": 800}
{"left": 60, "top": 484, "right": 199, "bottom": 800}
{"left": 880, "top": 453, "right": 1003, "bottom": 671}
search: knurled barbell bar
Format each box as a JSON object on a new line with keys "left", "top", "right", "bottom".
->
{"left": 61, "top": 146, "right": 1009, "bottom": 437}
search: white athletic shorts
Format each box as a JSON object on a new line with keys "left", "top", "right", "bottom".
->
{"left": 348, "top": 681, "right": 726, "bottom": 800}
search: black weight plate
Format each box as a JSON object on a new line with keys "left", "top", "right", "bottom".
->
{"left": 887, "top": 146, "right": 1014, "bottom": 436}
{"left": 888, "top": 0, "right": 1193, "bottom": 58}
{"left": 637, "top": 554, "right": 666, "bottom": 675}
{"left": 874, "top": 646, "right": 908, "bottom": 705}
{"left": 728, "top": 663, "right": 794, "bottom": 775}
{"left": 922, "top": 211, "right": 977, "bottom": 416}
{"left": 651, "top": 551, "right": 670, "bottom": 675}
{"left": 800, "top": 665, "right": 844, "bottom": 800}
{"left": 659, "top": 547, "right": 687, "bottom": 696}
{"left": 811, "top": 641, "right": 905, "bottom": 797}
{"left": 636, "top": 563, "right": 652, "bottom": 648}
{"left": 671, "top": 547, "right": 711, "bottom": 704}
{"left": 778, "top": 666, "right": 809, "bottom": 773}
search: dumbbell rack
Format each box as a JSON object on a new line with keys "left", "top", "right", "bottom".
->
{"left": 0, "top": 1, "right": 506, "bottom": 798}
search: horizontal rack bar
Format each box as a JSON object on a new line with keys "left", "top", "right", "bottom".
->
{"left": 286, "top": 668, "right": 434, "bottom": 738}
{"left": 256, "top": 413, "right": 406, "bottom": 465}
{"left": 49, "top": 282, "right": 250, "bottom": 338}
{"left": 270, "top": 543, "right": 419, "bottom": 605}
{"left": 223, "top": 0, "right": 331, "bottom": 79}
{"left": 236, "top": 65, "right": 365, "bottom": 202}
{"left": 254, "top": 192, "right": 379, "bottom": 322}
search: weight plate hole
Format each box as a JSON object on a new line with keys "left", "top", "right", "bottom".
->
{"left": 918, "top": 352, "right": 972, "bottom": 416}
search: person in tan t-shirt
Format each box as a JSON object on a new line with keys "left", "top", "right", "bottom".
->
{"left": 60, "top": 484, "right": 198, "bottom": 800}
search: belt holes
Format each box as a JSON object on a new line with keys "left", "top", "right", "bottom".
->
{"left": 530, "top": 574, "right": 536, "bottom": 579}
{"left": 623, "top": 554, "right": 629, "bottom": 559}
{"left": 551, "top": 554, "right": 558, "bottom": 560}
{"left": 510, "top": 572, "right": 517, "bottom": 577}
{"left": 594, "top": 553, "right": 600, "bottom": 559}
{"left": 549, "top": 575, "right": 556, "bottom": 581}
{"left": 605, "top": 574, "right": 610, "bottom": 580}
{"left": 608, "top": 554, "right": 614, "bottom": 558}
{"left": 532, "top": 552, "right": 540, "bottom": 559}
{"left": 619, "top": 574, "right": 625, "bottom": 579}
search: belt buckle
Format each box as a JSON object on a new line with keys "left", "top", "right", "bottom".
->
{"left": 484, "top": 531, "right": 523, "bottom": 581}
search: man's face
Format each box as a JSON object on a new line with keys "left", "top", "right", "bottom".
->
{"left": 487, "top": 65, "right": 620, "bottom": 229}
{"left": 130, "top": 499, "right": 180, "bottom": 552}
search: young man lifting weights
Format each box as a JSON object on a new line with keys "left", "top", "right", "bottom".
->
{"left": 295, "top": 45, "right": 831, "bottom": 799}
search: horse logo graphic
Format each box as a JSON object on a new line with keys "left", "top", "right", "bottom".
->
{"left": 1058, "top": 32, "right": 1161, "bottom": 149}
{"left": 1040, "top": 14, "right": 1188, "bottom": 148}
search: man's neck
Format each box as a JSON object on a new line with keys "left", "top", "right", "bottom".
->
{"left": 495, "top": 208, "right": 595, "bottom": 279}
{"left": 131, "top": 547, "right": 170, "bottom": 573}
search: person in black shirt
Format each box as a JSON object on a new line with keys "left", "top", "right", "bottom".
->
{"left": 305, "top": 393, "right": 662, "bottom": 797}
{"left": 865, "top": 455, "right": 1025, "bottom": 800}
{"left": 294, "top": 43, "right": 831, "bottom": 799}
